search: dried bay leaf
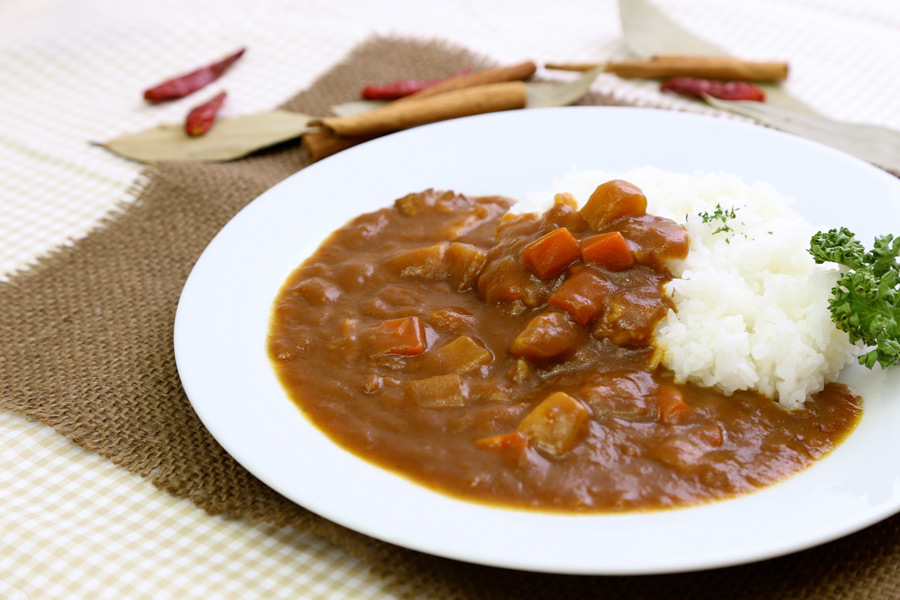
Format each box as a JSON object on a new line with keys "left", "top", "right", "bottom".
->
{"left": 526, "top": 67, "right": 605, "bottom": 108}
{"left": 99, "top": 109, "right": 317, "bottom": 163}
{"left": 330, "top": 99, "right": 388, "bottom": 118}
{"left": 703, "top": 96, "right": 900, "bottom": 172}
{"left": 618, "top": 0, "right": 813, "bottom": 114}
{"left": 619, "top": 0, "right": 721, "bottom": 60}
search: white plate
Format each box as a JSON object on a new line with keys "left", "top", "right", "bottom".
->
{"left": 174, "top": 106, "right": 900, "bottom": 575}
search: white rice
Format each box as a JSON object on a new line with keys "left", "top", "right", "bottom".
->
{"left": 521, "top": 167, "right": 858, "bottom": 410}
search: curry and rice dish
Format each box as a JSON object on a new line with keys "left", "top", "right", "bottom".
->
{"left": 266, "top": 170, "right": 862, "bottom": 513}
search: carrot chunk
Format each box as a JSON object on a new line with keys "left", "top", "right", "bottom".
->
{"left": 547, "top": 267, "right": 614, "bottom": 325}
{"left": 370, "top": 316, "right": 428, "bottom": 356}
{"left": 517, "top": 392, "right": 590, "bottom": 458}
{"left": 474, "top": 431, "right": 534, "bottom": 467}
{"left": 475, "top": 431, "right": 530, "bottom": 452}
{"left": 522, "top": 227, "right": 580, "bottom": 279}
{"left": 580, "top": 180, "right": 647, "bottom": 230}
{"left": 580, "top": 231, "right": 634, "bottom": 271}
{"left": 657, "top": 385, "right": 690, "bottom": 424}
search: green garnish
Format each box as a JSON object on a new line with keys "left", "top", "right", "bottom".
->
{"left": 809, "top": 227, "right": 900, "bottom": 369}
{"left": 698, "top": 204, "right": 739, "bottom": 235}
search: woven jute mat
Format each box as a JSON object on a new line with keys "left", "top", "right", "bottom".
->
{"left": 2, "top": 36, "right": 898, "bottom": 599}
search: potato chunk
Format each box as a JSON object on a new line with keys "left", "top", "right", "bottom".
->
{"left": 509, "top": 310, "right": 581, "bottom": 359}
{"left": 445, "top": 242, "right": 488, "bottom": 290}
{"left": 384, "top": 243, "right": 448, "bottom": 279}
{"left": 580, "top": 180, "right": 647, "bottom": 230}
{"left": 517, "top": 392, "right": 590, "bottom": 457}
{"left": 434, "top": 336, "right": 493, "bottom": 373}
{"left": 406, "top": 374, "right": 468, "bottom": 407}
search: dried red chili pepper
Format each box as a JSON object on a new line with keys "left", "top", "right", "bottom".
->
{"left": 184, "top": 91, "right": 227, "bottom": 137}
{"left": 660, "top": 76, "right": 765, "bottom": 102}
{"left": 144, "top": 48, "right": 245, "bottom": 104}
{"left": 360, "top": 66, "right": 472, "bottom": 100}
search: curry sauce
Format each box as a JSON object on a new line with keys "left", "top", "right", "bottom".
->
{"left": 267, "top": 185, "right": 861, "bottom": 512}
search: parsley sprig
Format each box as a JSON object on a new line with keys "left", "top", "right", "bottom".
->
{"left": 809, "top": 228, "right": 900, "bottom": 369}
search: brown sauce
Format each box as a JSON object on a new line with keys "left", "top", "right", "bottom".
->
{"left": 267, "top": 186, "right": 861, "bottom": 513}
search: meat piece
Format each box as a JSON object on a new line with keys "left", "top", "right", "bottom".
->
{"left": 592, "top": 287, "right": 670, "bottom": 348}
{"left": 579, "top": 370, "right": 658, "bottom": 420}
{"left": 427, "top": 307, "right": 476, "bottom": 334}
{"left": 616, "top": 214, "right": 689, "bottom": 269}
{"left": 509, "top": 310, "right": 581, "bottom": 360}
{"left": 385, "top": 242, "right": 487, "bottom": 291}
{"left": 547, "top": 266, "right": 615, "bottom": 325}
{"left": 651, "top": 426, "right": 724, "bottom": 469}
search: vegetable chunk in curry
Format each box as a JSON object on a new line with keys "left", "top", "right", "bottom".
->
{"left": 267, "top": 182, "right": 860, "bottom": 512}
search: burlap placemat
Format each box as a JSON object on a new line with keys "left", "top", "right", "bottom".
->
{"left": 2, "top": 36, "right": 898, "bottom": 599}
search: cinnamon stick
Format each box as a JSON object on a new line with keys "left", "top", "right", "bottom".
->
{"left": 396, "top": 61, "right": 537, "bottom": 102}
{"left": 546, "top": 56, "right": 789, "bottom": 81}
{"left": 301, "top": 129, "right": 377, "bottom": 162}
{"left": 306, "top": 65, "right": 536, "bottom": 161}
{"left": 316, "top": 81, "right": 528, "bottom": 137}
{"left": 544, "top": 62, "right": 610, "bottom": 73}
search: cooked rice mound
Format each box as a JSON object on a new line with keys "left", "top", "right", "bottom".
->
{"left": 528, "top": 167, "right": 858, "bottom": 410}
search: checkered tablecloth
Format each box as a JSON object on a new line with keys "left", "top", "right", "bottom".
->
{"left": 2, "top": 0, "right": 898, "bottom": 597}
